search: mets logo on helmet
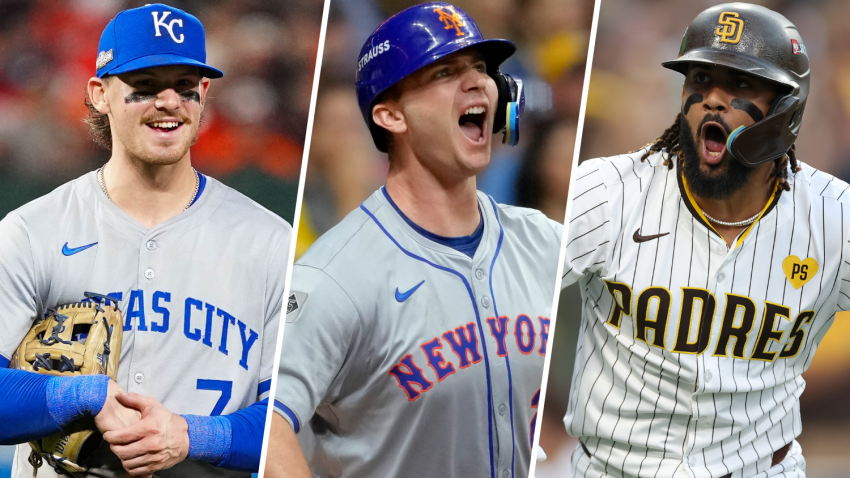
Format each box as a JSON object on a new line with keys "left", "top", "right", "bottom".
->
{"left": 433, "top": 7, "right": 466, "bottom": 37}
{"left": 716, "top": 12, "right": 744, "bottom": 44}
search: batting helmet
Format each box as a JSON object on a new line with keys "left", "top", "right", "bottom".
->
{"left": 662, "top": 3, "right": 809, "bottom": 167}
{"left": 355, "top": 2, "right": 525, "bottom": 152}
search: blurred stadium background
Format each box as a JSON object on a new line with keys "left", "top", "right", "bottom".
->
{"left": 538, "top": 0, "right": 850, "bottom": 477}
{"left": 0, "top": 0, "right": 322, "bottom": 475}
{"left": 294, "top": 0, "right": 592, "bottom": 256}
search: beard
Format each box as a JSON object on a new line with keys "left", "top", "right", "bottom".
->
{"left": 679, "top": 113, "right": 754, "bottom": 200}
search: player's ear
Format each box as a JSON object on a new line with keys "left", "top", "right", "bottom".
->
{"left": 198, "top": 77, "right": 211, "bottom": 111}
{"left": 88, "top": 77, "right": 111, "bottom": 114}
{"left": 372, "top": 102, "right": 407, "bottom": 135}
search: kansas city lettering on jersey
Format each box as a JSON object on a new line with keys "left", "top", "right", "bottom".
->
{"left": 603, "top": 280, "right": 815, "bottom": 361}
{"left": 388, "top": 314, "right": 550, "bottom": 400}
{"left": 103, "top": 289, "right": 259, "bottom": 371}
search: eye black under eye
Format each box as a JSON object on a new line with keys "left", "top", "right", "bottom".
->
{"left": 180, "top": 90, "right": 201, "bottom": 102}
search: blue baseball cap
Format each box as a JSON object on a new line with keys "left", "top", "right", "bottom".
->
{"left": 95, "top": 3, "right": 223, "bottom": 79}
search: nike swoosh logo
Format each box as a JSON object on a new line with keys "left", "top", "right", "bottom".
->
{"left": 395, "top": 280, "right": 425, "bottom": 302}
{"left": 633, "top": 229, "right": 669, "bottom": 243}
{"left": 62, "top": 242, "right": 98, "bottom": 256}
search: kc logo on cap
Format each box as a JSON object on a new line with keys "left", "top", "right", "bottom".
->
{"left": 95, "top": 3, "right": 223, "bottom": 79}
{"left": 152, "top": 11, "right": 185, "bottom": 43}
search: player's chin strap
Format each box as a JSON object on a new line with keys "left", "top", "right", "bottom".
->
{"left": 491, "top": 73, "right": 525, "bottom": 146}
{"left": 725, "top": 94, "right": 804, "bottom": 167}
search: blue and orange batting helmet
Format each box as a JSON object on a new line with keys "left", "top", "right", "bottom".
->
{"left": 355, "top": 2, "right": 525, "bottom": 152}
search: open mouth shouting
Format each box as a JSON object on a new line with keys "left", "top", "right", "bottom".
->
{"left": 700, "top": 121, "right": 728, "bottom": 165}
{"left": 146, "top": 120, "right": 184, "bottom": 133}
{"left": 459, "top": 105, "right": 487, "bottom": 144}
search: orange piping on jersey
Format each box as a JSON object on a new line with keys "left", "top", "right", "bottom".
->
{"left": 681, "top": 176, "right": 778, "bottom": 250}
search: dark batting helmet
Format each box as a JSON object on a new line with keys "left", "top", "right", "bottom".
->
{"left": 662, "top": 3, "right": 809, "bottom": 167}
{"left": 355, "top": 2, "right": 525, "bottom": 152}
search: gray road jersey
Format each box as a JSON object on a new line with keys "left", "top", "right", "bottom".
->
{"left": 0, "top": 171, "right": 291, "bottom": 478}
{"left": 275, "top": 189, "right": 562, "bottom": 478}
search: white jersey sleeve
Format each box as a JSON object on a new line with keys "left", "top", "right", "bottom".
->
{"left": 562, "top": 158, "right": 616, "bottom": 289}
{"left": 838, "top": 236, "right": 850, "bottom": 312}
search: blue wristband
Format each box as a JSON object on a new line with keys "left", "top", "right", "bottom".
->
{"left": 182, "top": 414, "right": 232, "bottom": 465}
{"left": 47, "top": 375, "right": 109, "bottom": 427}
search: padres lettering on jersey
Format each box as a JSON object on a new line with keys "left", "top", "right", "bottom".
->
{"left": 561, "top": 150, "right": 850, "bottom": 478}
{"left": 0, "top": 171, "right": 291, "bottom": 478}
{"left": 276, "top": 189, "right": 562, "bottom": 478}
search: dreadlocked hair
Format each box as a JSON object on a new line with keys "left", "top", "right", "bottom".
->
{"left": 639, "top": 113, "right": 802, "bottom": 191}
{"left": 773, "top": 143, "right": 801, "bottom": 192}
{"left": 639, "top": 113, "right": 682, "bottom": 169}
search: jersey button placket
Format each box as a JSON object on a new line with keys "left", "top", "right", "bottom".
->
{"left": 471, "top": 265, "right": 508, "bottom": 474}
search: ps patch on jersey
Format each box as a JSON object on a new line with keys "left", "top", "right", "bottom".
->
{"left": 782, "top": 255, "right": 818, "bottom": 289}
{"left": 286, "top": 291, "right": 308, "bottom": 323}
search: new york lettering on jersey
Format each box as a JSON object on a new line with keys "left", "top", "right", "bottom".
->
{"left": 561, "top": 150, "right": 850, "bottom": 477}
{"left": 277, "top": 189, "right": 561, "bottom": 478}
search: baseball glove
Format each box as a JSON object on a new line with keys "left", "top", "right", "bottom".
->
{"left": 10, "top": 292, "right": 124, "bottom": 477}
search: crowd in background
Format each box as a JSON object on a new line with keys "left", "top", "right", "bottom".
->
{"left": 0, "top": 0, "right": 321, "bottom": 224}
{"left": 296, "top": 0, "right": 592, "bottom": 256}
{"left": 539, "top": 0, "right": 850, "bottom": 476}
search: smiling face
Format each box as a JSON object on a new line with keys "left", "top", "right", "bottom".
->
{"left": 679, "top": 63, "right": 784, "bottom": 198}
{"left": 373, "top": 49, "right": 499, "bottom": 179}
{"left": 90, "top": 65, "right": 209, "bottom": 166}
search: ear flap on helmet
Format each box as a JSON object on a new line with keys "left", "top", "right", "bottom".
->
{"left": 726, "top": 95, "right": 805, "bottom": 167}
{"left": 491, "top": 72, "right": 524, "bottom": 146}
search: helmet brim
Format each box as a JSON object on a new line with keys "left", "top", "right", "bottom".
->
{"left": 662, "top": 47, "right": 804, "bottom": 95}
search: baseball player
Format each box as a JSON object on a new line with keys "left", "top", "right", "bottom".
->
{"left": 265, "top": 3, "right": 562, "bottom": 478}
{"left": 0, "top": 4, "right": 290, "bottom": 477}
{"left": 561, "top": 3, "right": 834, "bottom": 477}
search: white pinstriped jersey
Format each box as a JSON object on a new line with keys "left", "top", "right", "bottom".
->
{"left": 560, "top": 149, "right": 850, "bottom": 478}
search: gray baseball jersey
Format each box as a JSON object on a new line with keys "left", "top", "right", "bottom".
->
{"left": 0, "top": 171, "right": 291, "bottom": 478}
{"left": 275, "top": 188, "right": 562, "bottom": 478}
{"left": 561, "top": 149, "right": 848, "bottom": 478}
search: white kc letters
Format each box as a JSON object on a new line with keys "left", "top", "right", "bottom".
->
{"left": 151, "top": 11, "right": 184, "bottom": 43}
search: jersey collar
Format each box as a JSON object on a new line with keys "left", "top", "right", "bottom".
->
{"left": 367, "top": 187, "right": 500, "bottom": 264}
{"left": 82, "top": 169, "right": 222, "bottom": 239}
{"left": 676, "top": 164, "right": 782, "bottom": 249}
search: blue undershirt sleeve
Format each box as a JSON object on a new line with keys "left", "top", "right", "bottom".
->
{"left": 181, "top": 399, "right": 269, "bottom": 472}
{"left": 0, "top": 369, "right": 108, "bottom": 445}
